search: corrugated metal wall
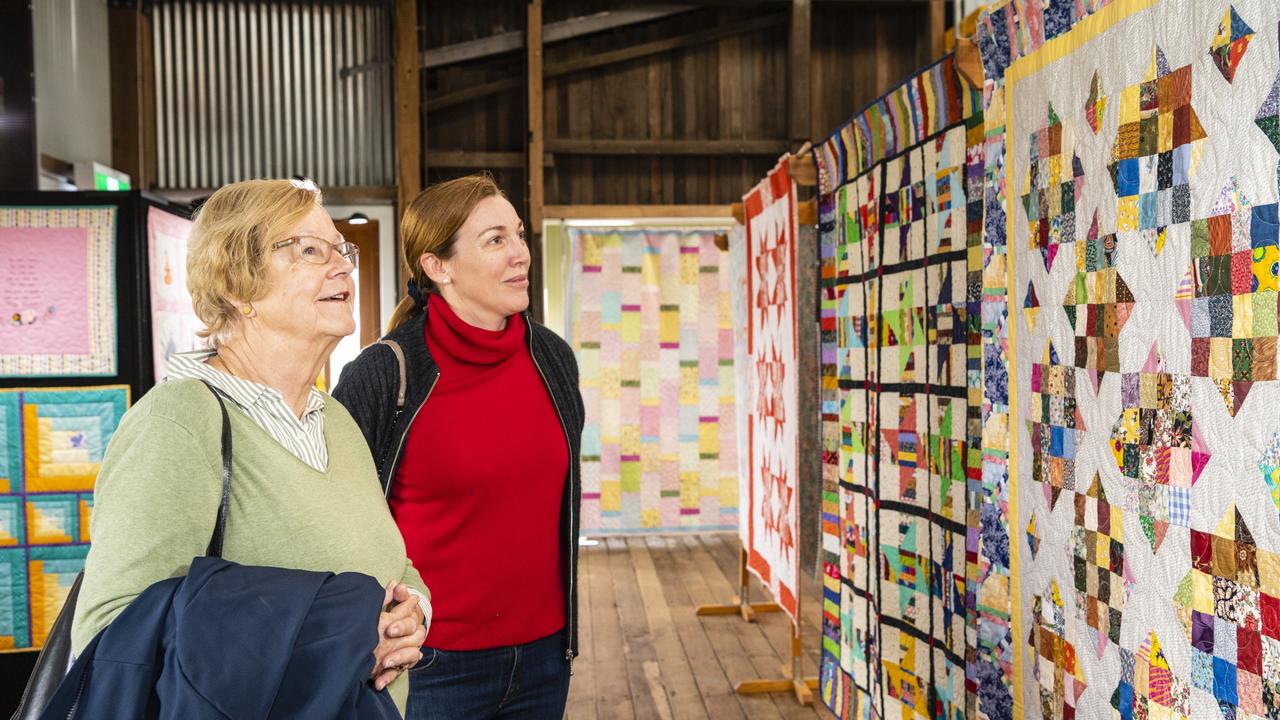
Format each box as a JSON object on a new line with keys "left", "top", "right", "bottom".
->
{"left": 152, "top": 0, "right": 394, "bottom": 189}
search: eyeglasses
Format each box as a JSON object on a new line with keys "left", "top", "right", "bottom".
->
{"left": 272, "top": 235, "right": 359, "bottom": 269}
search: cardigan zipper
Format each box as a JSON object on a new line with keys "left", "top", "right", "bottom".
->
{"left": 527, "top": 326, "right": 577, "bottom": 673}
{"left": 384, "top": 370, "right": 440, "bottom": 499}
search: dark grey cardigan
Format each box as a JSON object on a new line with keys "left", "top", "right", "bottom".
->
{"left": 331, "top": 306, "right": 584, "bottom": 664}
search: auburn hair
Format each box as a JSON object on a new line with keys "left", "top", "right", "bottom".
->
{"left": 386, "top": 174, "right": 505, "bottom": 332}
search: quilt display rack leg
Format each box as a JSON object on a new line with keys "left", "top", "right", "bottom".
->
{"left": 733, "top": 623, "right": 819, "bottom": 705}
{"left": 694, "top": 546, "right": 781, "bottom": 622}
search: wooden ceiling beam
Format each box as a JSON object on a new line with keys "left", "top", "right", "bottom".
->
{"left": 421, "top": 5, "right": 695, "bottom": 69}
{"left": 545, "top": 139, "right": 790, "bottom": 156}
{"left": 427, "top": 150, "right": 554, "bottom": 168}
{"left": 426, "top": 12, "right": 786, "bottom": 112}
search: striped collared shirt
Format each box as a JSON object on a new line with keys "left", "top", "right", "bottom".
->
{"left": 165, "top": 350, "right": 329, "bottom": 472}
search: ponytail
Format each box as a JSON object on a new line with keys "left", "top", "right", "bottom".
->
{"left": 385, "top": 295, "right": 422, "bottom": 335}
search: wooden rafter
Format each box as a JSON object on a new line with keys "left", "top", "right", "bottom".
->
{"left": 545, "top": 139, "right": 789, "bottom": 156}
{"left": 426, "top": 12, "right": 787, "bottom": 112}
{"left": 428, "top": 150, "right": 555, "bottom": 168}
{"left": 422, "top": 5, "right": 694, "bottom": 69}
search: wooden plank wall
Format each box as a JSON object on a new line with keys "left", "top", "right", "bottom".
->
{"left": 423, "top": 0, "right": 936, "bottom": 213}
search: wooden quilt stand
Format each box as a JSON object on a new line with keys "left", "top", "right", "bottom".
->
{"left": 694, "top": 545, "right": 819, "bottom": 705}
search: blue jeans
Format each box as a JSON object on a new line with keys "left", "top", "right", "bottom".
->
{"left": 404, "top": 632, "right": 570, "bottom": 719}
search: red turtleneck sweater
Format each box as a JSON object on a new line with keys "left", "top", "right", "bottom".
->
{"left": 390, "top": 294, "right": 567, "bottom": 650}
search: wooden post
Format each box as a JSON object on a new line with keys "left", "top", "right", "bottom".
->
{"left": 394, "top": 0, "right": 422, "bottom": 219}
{"left": 527, "top": 0, "right": 545, "bottom": 232}
{"left": 108, "top": 4, "right": 155, "bottom": 188}
{"left": 140, "top": 8, "right": 156, "bottom": 188}
{"left": 788, "top": 0, "right": 811, "bottom": 150}
{"left": 926, "top": 0, "right": 947, "bottom": 62}
{"left": 526, "top": 0, "right": 545, "bottom": 322}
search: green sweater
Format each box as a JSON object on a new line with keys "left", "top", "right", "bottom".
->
{"left": 72, "top": 379, "right": 428, "bottom": 711}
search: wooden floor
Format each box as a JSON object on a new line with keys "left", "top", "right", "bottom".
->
{"left": 565, "top": 533, "right": 829, "bottom": 720}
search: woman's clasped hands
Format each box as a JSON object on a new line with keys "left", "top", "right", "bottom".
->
{"left": 371, "top": 582, "right": 429, "bottom": 691}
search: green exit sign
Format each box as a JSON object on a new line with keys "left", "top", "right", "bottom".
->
{"left": 94, "top": 170, "right": 130, "bottom": 191}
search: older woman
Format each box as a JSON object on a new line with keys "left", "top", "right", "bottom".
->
{"left": 72, "top": 179, "right": 430, "bottom": 712}
{"left": 334, "top": 175, "right": 583, "bottom": 719}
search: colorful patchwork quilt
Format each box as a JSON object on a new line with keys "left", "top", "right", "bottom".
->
{"left": 1003, "top": 1, "right": 1280, "bottom": 718}
{"left": 816, "top": 56, "right": 984, "bottom": 719}
{"left": 0, "top": 386, "right": 128, "bottom": 649}
{"left": 569, "top": 228, "right": 738, "bottom": 535}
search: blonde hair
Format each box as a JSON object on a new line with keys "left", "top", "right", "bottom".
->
{"left": 387, "top": 174, "right": 505, "bottom": 332}
{"left": 186, "top": 179, "right": 323, "bottom": 347}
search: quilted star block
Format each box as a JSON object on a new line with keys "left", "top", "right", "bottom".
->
{"left": 1174, "top": 506, "right": 1280, "bottom": 720}
{"left": 1109, "top": 47, "right": 1207, "bottom": 257}
{"left": 1030, "top": 580, "right": 1087, "bottom": 720}
{"left": 1021, "top": 102, "right": 1084, "bottom": 271}
{"left": 1064, "top": 213, "right": 1135, "bottom": 378}
{"left": 1110, "top": 344, "right": 1210, "bottom": 552}
{"left": 1072, "top": 474, "right": 1134, "bottom": 656}
{"left": 1177, "top": 178, "right": 1280, "bottom": 416}
{"left": 882, "top": 144, "right": 929, "bottom": 266}
{"left": 1028, "top": 341, "right": 1086, "bottom": 511}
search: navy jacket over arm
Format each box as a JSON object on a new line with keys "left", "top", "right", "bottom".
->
{"left": 41, "top": 557, "right": 399, "bottom": 720}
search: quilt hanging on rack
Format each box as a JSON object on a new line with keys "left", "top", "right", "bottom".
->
{"left": 974, "top": 1, "right": 1116, "bottom": 718}
{"left": 743, "top": 156, "right": 801, "bottom": 623}
{"left": 147, "top": 206, "right": 201, "bottom": 383}
{"left": 816, "top": 54, "right": 985, "bottom": 719}
{"left": 1004, "top": 0, "right": 1280, "bottom": 718}
{"left": 0, "top": 207, "right": 117, "bottom": 378}
{"left": 0, "top": 385, "right": 129, "bottom": 649}
{"left": 569, "top": 227, "right": 738, "bottom": 534}
{"left": 814, "top": 54, "right": 980, "bottom": 197}
{"left": 728, "top": 223, "right": 752, "bottom": 547}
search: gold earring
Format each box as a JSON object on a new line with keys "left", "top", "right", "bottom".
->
{"left": 240, "top": 305, "right": 253, "bottom": 316}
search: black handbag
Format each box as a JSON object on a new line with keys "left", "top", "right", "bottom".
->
{"left": 10, "top": 382, "right": 234, "bottom": 720}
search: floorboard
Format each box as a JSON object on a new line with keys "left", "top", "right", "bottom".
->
{"left": 565, "top": 533, "right": 828, "bottom": 720}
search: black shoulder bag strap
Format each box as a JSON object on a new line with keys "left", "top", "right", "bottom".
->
{"left": 374, "top": 339, "right": 407, "bottom": 477}
{"left": 202, "top": 380, "right": 234, "bottom": 558}
{"left": 10, "top": 380, "right": 235, "bottom": 720}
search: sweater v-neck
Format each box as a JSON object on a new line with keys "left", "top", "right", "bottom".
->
{"left": 222, "top": 399, "right": 336, "bottom": 478}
